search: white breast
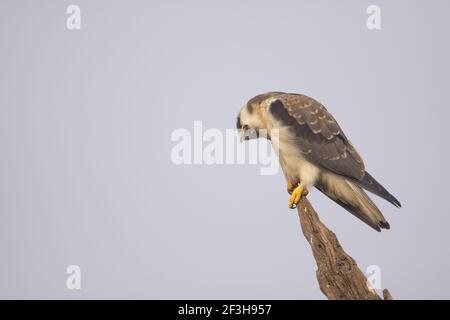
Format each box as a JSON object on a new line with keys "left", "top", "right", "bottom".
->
{"left": 262, "top": 104, "right": 320, "bottom": 186}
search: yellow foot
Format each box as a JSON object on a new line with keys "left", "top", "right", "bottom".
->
{"left": 288, "top": 183, "right": 309, "bottom": 209}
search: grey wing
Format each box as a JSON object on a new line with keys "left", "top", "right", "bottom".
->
{"left": 269, "top": 94, "right": 365, "bottom": 181}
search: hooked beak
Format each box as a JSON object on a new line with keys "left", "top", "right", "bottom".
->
{"left": 240, "top": 128, "right": 257, "bottom": 142}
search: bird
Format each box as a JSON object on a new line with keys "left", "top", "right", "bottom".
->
{"left": 237, "top": 92, "right": 401, "bottom": 232}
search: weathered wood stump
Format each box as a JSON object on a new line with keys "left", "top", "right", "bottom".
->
{"left": 297, "top": 198, "right": 392, "bottom": 300}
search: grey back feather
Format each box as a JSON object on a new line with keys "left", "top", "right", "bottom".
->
{"left": 268, "top": 93, "right": 366, "bottom": 181}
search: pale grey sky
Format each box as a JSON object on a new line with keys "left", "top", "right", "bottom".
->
{"left": 1, "top": 0, "right": 449, "bottom": 299}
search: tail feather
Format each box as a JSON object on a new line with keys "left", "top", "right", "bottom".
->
{"left": 351, "top": 171, "right": 401, "bottom": 208}
{"left": 315, "top": 175, "right": 390, "bottom": 232}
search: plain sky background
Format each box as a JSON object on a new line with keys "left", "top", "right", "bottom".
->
{"left": 1, "top": 0, "right": 449, "bottom": 299}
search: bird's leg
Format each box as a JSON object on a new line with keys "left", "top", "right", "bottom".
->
{"left": 288, "top": 182, "right": 309, "bottom": 209}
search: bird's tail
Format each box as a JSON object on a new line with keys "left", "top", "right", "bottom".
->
{"left": 350, "top": 171, "right": 401, "bottom": 208}
{"left": 315, "top": 175, "right": 390, "bottom": 232}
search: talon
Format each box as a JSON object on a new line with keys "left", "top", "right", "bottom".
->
{"left": 288, "top": 183, "right": 308, "bottom": 209}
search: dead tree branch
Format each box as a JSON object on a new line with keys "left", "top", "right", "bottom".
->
{"left": 297, "top": 198, "right": 392, "bottom": 300}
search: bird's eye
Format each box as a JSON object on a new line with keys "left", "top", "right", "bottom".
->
{"left": 243, "top": 125, "right": 249, "bottom": 131}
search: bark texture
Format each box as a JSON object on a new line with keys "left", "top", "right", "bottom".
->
{"left": 297, "top": 198, "right": 392, "bottom": 300}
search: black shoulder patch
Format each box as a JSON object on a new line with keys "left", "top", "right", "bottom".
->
{"left": 269, "top": 100, "right": 297, "bottom": 126}
{"left": 247, "top": 92, "right": 285, "bottom": 114}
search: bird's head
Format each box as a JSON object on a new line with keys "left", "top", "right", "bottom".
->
{"left": 236, "top": 96, "right": 268, "bottom": 142}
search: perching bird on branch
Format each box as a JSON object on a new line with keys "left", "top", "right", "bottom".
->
{"left": 237, "top": 92, "right": 401, "bottom": 231}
